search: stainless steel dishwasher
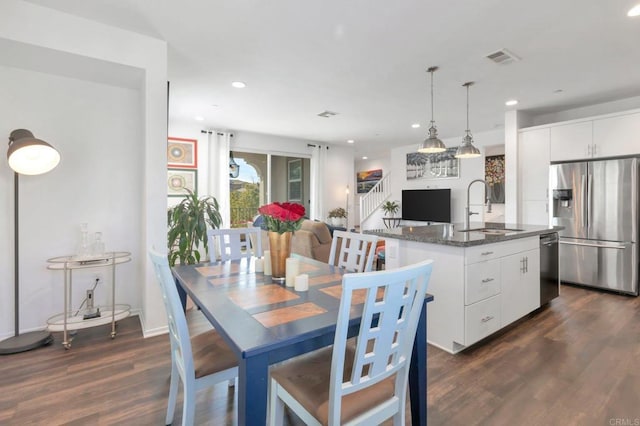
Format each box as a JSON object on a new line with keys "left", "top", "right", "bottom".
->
{"left": 540, "top": 232, "right": 560, "bottom": 304}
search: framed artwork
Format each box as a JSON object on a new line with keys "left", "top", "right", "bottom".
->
{"left": 168, "top": 169, "right": 197, "bottom": 197}
{"left": 288, "top": 159, "right": 302, "bottom": 202}
{"left": 168, "top": 137, "right": 198, "bottom": 168}
{"left": 485, "top": 154, "right": 505, "bottom": 203}
{"left": 356, "top": 168, "right": 383, "bottom": 194}
{"left": 406, "top": 147, "right": 460, "bottom": 180}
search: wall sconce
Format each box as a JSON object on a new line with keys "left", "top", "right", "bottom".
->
{"left": 0, "top": 129, "right": 60, "bottom": 355}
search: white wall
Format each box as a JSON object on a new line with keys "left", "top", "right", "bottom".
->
{"left": 531, "top": 95, "right": 640, "bottom": 126}
{"left": 0, "top": 1, "right": 168, "bottom": 338}
{"left": 168, "top": 122, "right": 355, "bottom": 224}
{"left": 0, "top": 66, "right": 142, "bottom": 335}
{"left": 384, "top": 129, "right": 504, "bottom": 228}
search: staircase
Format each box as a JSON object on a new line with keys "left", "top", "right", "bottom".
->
{"left": 359, "top": 172, "right": 391, "bottom": 222}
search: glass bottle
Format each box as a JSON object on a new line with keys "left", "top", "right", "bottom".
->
{"left": 92, "top": 232, "right": 105, "bottom": 257}
{"left": 78, "top": 223, "right": 91, "bottom": 259}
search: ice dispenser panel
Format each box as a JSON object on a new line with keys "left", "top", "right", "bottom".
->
{"left": 552, "top": 189, "right": 573, "bottom": 217}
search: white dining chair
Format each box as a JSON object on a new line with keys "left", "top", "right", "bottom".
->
{"left": 208, "top": 227, "right": 262, "bottom": 261}
{"left": 268, "top": 259, "right": 433, "bottom": 425}
{"left": 328, "top": 230, "right": 380, "bottom": 273}
{"left": 149, "top": 249, "right": 239, "bottom": 426}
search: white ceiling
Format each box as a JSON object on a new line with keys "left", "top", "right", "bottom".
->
{"left": 24, "top": 0, "right": 640, "bottom": 158}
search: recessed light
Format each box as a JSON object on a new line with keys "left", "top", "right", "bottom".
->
{"left": 231, "top": 81, "right": 246, "bottom": 88}
{"left": 347, "top": 139, "right": 354, "bottom": 144}
{"left": 194, "top": 115, "right": 205, "bottom": 121}
{"left": 505, "top": 99, "right": 518, "bottom": 106}
{"left": 411, "top": 123, "right": 421, "bottom": 128}
{"left": 628, "top": 4, "right": 640, "bottom": 16}
{"left": 362, "top": 156, "right": 368, "bottom": 160}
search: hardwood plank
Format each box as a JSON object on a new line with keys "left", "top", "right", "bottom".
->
{"left": 0, "top": 284, "right": 637, "bottom": 425}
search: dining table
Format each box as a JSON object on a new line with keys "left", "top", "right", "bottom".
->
{"left": 172, "top": 255, "right": 433, "bottom": 426}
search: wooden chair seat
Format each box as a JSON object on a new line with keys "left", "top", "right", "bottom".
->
{"left": 191, "top": 329, "right": 238, "bottom": 379}
{"left": 270, "top": 346, "right": 395, "bottom": 425}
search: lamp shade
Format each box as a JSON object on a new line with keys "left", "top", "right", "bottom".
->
{"left": 418, "top": 126, "right": 446, "bottom": 153}
{"left": 455, "top": 134, "right": 481, "bottom": 158}
{"left": 7, "top": 129, "right": 60, "bottom": 175}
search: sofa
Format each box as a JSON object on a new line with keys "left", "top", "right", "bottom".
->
{"left": 291, "top": 220, "right": 333, "bottom": 263}
{"left": 251, "top": 218, "right": 333, "bottom": 263}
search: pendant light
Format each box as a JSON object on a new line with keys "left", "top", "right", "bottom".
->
{"left": 455, "top": 81, "right": 481, "bottom": 159}
{"left": 418, "top": 66, "right": 446, "bottom": 153}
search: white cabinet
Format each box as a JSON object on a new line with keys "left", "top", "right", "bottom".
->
{"left": 500, "top": 248, "right": 540, "bottom": 326}
{"left": 549, "top": 121, "right": 593, "bottom": 162}
{"left": 593, "top": 112, "right": 640, "bottom": 158}
{"left": 464, "top": 295, "right": 501, "bottom": 346}
{"left": 519, "top": 128, "right": 550, "bottom": 225}
{"left": 463, "top": 237, "right": 540, "bottom": 347}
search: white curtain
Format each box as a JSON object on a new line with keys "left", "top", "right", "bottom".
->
{"left": 205, "top": 131, "right": 231, "bottom": 227}
{"left": 309, "top": 144, "right": 328, "bottom": 221}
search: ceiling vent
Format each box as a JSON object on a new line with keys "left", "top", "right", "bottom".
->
{"left": 317, "top": 110, "right": 339, "bottom": 118}
{"left": 485, "top": 48, "right": 521, "bottom": 65}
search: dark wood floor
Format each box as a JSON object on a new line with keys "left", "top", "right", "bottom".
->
{"left": 0, "top": 284, "right": 638, "bottom": 425}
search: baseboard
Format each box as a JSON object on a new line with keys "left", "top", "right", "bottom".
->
{"left": 138, "top": 311, "right": 168, "bottom": 338}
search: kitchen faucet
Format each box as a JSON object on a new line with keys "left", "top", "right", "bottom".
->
{"left": 465, "top": 179, "right": 492, "bottom": 229}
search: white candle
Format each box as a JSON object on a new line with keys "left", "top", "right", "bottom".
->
{"left": 294, "top": 274, "right": 309, "bottom": 292}
{"left": 264, "top": 250, "right": 272, "bottom": 275}
{"left": 255, "top": 257, "right": 264, "bottom": 273}
{"left": 285, "top": 257, "right": 299, "bottom": 287}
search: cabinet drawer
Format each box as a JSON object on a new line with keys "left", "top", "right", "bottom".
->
{"left": 465, "top": 295, "right": 501, "bottom": 346}
{"left": 465, "top": 260, "right": 501, "bottom": 305}
{"left": 465, "top": 244, "right": 502, "bottom": 264}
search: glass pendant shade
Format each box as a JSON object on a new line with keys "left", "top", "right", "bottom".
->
{"left": 417, "top": 66, "right": 446, "bottom": 153}
{"left": 455, "top": 82, "right": 481, "bottom": 159}
{"left": 7, "top": 129, "right": 60, "bottom": 175}
{"left": 229, "top": 151, "right": 240, "bottom": 178}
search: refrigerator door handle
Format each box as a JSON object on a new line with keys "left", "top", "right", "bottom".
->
{"left": 560, "top": 240, "right": 630, "bottom": 250}
{"left": 587, "top": 173, "right": 593, "bottom": 231}
{"left": 581, "top": 174, "right": 587, "bottom": 229}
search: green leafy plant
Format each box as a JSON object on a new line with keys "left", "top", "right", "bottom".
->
{"left": 168, "top": 189, "right": 222, "bottom": 266}
{"left": 328, "top": 207, "right": 347, "bottom": 218}
{"left": 381, "top": 200, "right": 400, "bottom": 217}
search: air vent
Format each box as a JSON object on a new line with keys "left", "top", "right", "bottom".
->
{"left": 317, "top": 110, "right": 339, "bottom": 118}
{"left": 485, "top": 48, "right": 521, "bottom": 65}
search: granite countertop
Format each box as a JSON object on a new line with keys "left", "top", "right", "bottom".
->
{"left": 364, "top": 222, "right": 563, "bottom": 247}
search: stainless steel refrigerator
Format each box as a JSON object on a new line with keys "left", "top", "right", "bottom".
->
{"left": 550, "top": 157, "right": 638, "bottom": 295}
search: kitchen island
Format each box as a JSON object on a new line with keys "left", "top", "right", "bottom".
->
{"left": 365, "top": 222, "right": 561, "bottom": 354}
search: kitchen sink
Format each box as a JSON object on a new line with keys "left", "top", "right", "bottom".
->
{"left": 458, "top": 227, "right": 524, "bottom": 235}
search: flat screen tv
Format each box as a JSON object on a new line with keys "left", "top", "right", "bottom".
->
{"left": 401, "top": 189, "right": 451, "bottom": 223}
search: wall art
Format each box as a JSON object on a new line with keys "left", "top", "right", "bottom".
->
{"left": 168, "top": 137, "right": 198, "bottom": 168}
{"left": 406, "top": 148, "right": 459, "bottom": 180}
{"left": 356, "top": 168, "right": 382, "bottom": 194}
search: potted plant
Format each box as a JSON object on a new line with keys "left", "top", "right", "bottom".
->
{"left": 381, "top": 200, "right": 400, "bottom": 217}
{"left": 328, "top": 207, "right": 347, "bottom": 227}
{"left": 167, "top": 189, "right": 222, "bottom": 266}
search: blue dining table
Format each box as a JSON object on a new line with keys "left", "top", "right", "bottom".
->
{"left": 172, "top": 255, "right": 433, "bottom": 425}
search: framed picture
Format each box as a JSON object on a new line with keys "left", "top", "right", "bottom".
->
{"left": 356, "top": 169, "right": 382, "bottom": 194}
{"left": 168, "top": 169, "right": 197, "bottom": 197}
{"left": 406, "top": 147, "right": 460, "bottom": 180}
{"left": 485, "top": 154, "right": 505, "bottom": 203}
{"left": 288, "top": 159, "right": 302, "bottom": 202}
{"left": 168, "top": 137, "right": 198, "bottom": 168}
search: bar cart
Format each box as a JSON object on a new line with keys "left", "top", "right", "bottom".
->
{"left": 46, "top": 251, "right": 131, "bottom": 349}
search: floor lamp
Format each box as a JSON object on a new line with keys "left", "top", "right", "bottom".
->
{"left": 0, "top": 129, "right": 60, "bottom": 355}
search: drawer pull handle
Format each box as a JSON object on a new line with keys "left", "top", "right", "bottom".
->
{"left": 481, "top": 251, "right": 494, "bottom": 256}
{"left": 481, "top": 278, "right": 494, "bottom": 283}
{"left": 481, "top": 316, "right": 494, "bottom": 323}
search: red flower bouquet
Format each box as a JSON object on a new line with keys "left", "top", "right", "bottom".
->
{"left": 258, "top": 202, "right": 306, "bottom": 234}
